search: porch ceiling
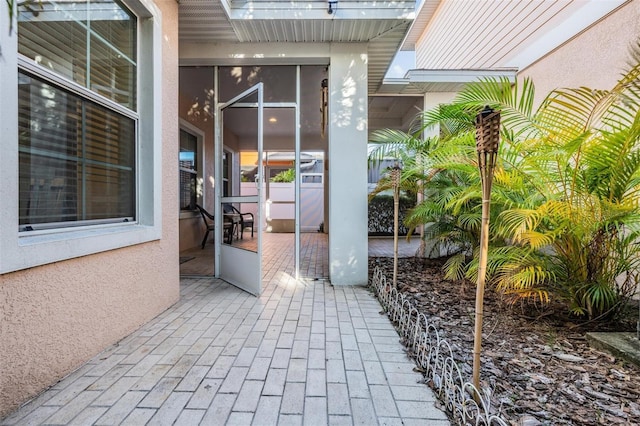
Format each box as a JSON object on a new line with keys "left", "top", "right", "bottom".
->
{"left": 368, "top": 95, "right": 423, "bottom": 132}
{"left": 178, "top": 0, "right": 415, "bottom": 93}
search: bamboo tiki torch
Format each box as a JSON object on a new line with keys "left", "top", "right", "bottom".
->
{"left": 472, "top": 106, "right": 501, "bottom": 396}
{"left": 391, "top": 164, "right": 402, "bottom": 288}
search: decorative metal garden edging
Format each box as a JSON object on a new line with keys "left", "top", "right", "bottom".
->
{"left": 369, "top": 266, "right": 508, "bottom": 426}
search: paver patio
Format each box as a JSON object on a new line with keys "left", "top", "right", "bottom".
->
{"left": 2, "top": 236, "right": 449, "bottom": 425}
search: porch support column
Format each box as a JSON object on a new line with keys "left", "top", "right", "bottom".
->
{"left": 328, "top": 43, "right": 368, "bottom": 286}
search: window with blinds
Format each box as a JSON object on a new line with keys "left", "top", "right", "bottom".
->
{"left": 17, "top": 0, "right": 137, "bottom": 230}
{"left": 179, "top": 129, "right": 198, "bottom": 211}
{"left": 18, "top": 0, "right": 136, "bottom": 110}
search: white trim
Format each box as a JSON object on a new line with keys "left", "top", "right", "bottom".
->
{"left": 400, "top": 0, "right": 442, "bottom": 51}
{"left": 378, "top": 68, "right": 518, "bottom": 94}
{"left": 404, "top": 68, "right": 518, "bottom": 83}
{"left": 138, "top": 0, "right": 163, "bottom": 235}
{"left": 295, "top": 66, "right": 301, "bottom": 279}
{"left": 0, "top": 0, "right": 163, "bottom": 274}
{"left": 0, "top": 2, "right": 20, "bottom": 274}
{"left": 179, "top": 42, "right": 331, "bottom": 66}
{"left": 220, "top": 0, "right": 415, "bottom": 21}
{"left": 17, "top": 58, "right": 139, "bottom": 118}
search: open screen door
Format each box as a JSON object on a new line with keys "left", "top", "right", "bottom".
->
{"left": 215, "top": 83, "right": 263, "bottom": 295}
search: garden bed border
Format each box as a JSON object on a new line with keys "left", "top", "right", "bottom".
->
{"left": 369, "top": 266, "right": 508, "bottom": 426}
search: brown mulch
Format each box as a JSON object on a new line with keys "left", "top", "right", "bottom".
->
{"left": 369, "top": 257, "right": 640, "bottom": 426}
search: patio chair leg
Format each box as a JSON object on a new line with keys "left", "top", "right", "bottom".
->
{"left": 201, "top": 230, "right": 210, "bottom": 249}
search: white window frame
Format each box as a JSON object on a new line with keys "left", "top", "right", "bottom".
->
{"left": 179, "top": 119, "right": 204, "bottom": 219}
{"left": 0, "top": 0, "right": 163, "bottom": 274}
{"left": 223, "top": 148, "right": 234, "bottom": 198}
{"left": 301, "top": 173, "right": 323, "bottom": 185}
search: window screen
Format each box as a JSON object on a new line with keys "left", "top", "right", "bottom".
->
{"left": 18, "top": 71, "right": 136, "bottom": 228}
{"left": 17, "top": 0, "right": 138, "bottom": 230}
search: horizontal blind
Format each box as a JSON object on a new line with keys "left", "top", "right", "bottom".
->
{"left": 18, "top": 0, "right": 137, "bottom": 110}
{"left": 18, "top": 71, "right": 135, "bottom": 227}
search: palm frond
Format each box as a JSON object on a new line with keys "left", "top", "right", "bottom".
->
{"left": 367, "top": 46, "right": 640, "bottom": 321}
{"left": 537, "top": 87, "right": 613, "bottom": 144}
{"left": 453, "top": 77, "right": 539, "bottom": 133}
{"left": 443, "top": 253, "right": 469, "bottom": 281}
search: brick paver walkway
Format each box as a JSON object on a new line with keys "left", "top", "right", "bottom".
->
{"left": 368, "top": 237, "right": 421, "bottom": 258}
{"left": 3, "top": 235, "right": 449, "bottom": 425}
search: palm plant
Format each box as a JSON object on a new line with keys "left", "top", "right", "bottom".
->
{"left": 368, "top": 127, "right": 433, "bottom": 199}
{"left": 371, "top": 55, "right": 640, "bottom": 321}
{"left": 369, "top": 109, "right": 479, "bottom": 252}
{"left": 494, "top": 64, "right": 640, "bottom": 319}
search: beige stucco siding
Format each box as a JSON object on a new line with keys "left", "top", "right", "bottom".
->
{"left": 0, "top": 0, "right": 180, "bottom": 418}
{"left": 520, "top": 0, "right": 640, "bottom": 105}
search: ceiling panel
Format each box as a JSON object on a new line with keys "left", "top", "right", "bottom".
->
{"left": 179, "top": 0, "right": 238, "bottom": 42}
{"left": 368, "top": 96, "right": 423, "bottom": 131}
{"left": 366, "top": 20, "right": 412, "bottom": 93}
{"left": 229, "top": 19, "right": 407, "bottom": 43}
{"left": 179, "top": 0, "right": 413, "bottom": 95}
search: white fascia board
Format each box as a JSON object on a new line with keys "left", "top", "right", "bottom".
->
{"left": 379, "top": 78, "right": 411, "bottom": 87}
{"left": 219, "top": 0, "right": 233, "bottom": 19}
{"left": 400, "top": 0, "right": 442, "bottom": 51}
{"left": 405, "top": 68, "right": 517, "bottom": 83}
{"left": 222, "top": 0, "right": 416, "bottom": 20}
{"left": 505, "top": 0, "right": 628, "bottom": 69}
{"left": 179, "top": 42, "right": 331, "bottom": 65}
{"left": 378, "top": 69, "right": 517, "bottom": 94}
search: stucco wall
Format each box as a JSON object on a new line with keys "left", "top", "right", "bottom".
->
{"left": 0, "top": 0, "right": 180, "bottom": 418}
{"left": 520, "top": 0, "right": 640, "bottom": 106}
{"left": 180, "top": 216, "right": 203, "bottom": 251}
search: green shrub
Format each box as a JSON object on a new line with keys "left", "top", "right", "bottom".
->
{"left": 368, "top": 194, "right": 416, "bottom": 236}
{"left": 271, "top": 168, "right": 295, "bottom": 183}
{"left": 369, "top": 50, "right": 640, "bottom": 321}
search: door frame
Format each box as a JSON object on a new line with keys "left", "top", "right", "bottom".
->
{"left": 215, "top": 82, "right": 264, "bottom": 295}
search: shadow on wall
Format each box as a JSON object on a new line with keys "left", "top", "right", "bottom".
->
{"left": 334, "top": 63, "right": 367, "bottom": 130}
{"left": 330, "top": 247, "right": 366, "bottom": 285}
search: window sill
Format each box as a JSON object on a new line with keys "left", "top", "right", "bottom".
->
{"left": 19, "top": 222, "right": 140, "bottom": 245}
{"left": 1, "top": 223, "right": 161, "bottom": 274}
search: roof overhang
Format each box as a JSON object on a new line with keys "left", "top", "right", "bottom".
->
{"left": 377, "top": 68, "right": 518, "bottom": 94}
{"left": 179, "top": 0, "right": 416, "bottom": 93}
{"left": 399, "top": 0, "right": 441, "bottom": 51}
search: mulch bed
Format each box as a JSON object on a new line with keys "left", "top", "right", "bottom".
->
{"left": 369, "top": 257, "right": 640, "bottom": 425}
